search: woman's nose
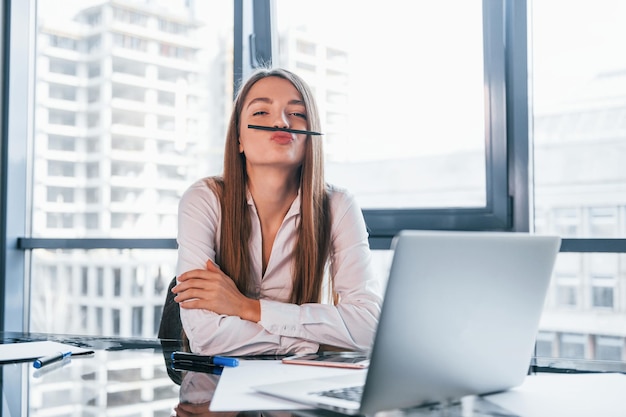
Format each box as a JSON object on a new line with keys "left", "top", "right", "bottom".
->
{"left": 273, "top": 111, "right": 289, "bottom": 128}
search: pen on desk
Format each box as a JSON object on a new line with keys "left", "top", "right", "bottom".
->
{"left": 247, "top": 124, "right": 323, "bottom": 136}
{"left": 171, "top": 351, "right": 239, "bottom": 367}
{"left": 33, "top": 351, "right": 72, "bottom": 369}
{"left": 33, "top": 356, "right": 72, "bottom": 377}
{"left": 171, "top": 360, "right": 224, "bottom": 375}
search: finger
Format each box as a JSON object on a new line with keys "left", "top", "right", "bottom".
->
{"left": 178, "top": 298, "right": 210, "bottom": 310}
{"left": 174, "top": 287, "right": 214, "bottom": 302}
{"left": 177, "top": 269, "right": 208, "bottom": 282}
{"left": 172, "top": 278, "right": 197, "bottom": 294}
{"left": 206, "top": 259, "right": 221, "bottom": 271}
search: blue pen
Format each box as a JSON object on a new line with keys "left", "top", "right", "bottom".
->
{"left": 33, "top": 351, "right": 72, "bottom": 369}
{"left": 171, "top": 351, "right": 239, "bottom": 367}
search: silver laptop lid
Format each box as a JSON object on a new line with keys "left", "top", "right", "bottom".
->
{"left": 360, "top": 230, "right": 561, "bottom": 413}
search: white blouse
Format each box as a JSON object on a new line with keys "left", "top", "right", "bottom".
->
{"left": 176, "top": 178, "right": 382, "bottom": 356}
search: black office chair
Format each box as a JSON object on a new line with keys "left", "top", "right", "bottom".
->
{"left": 158, "top": 276, "right": 187, "bottom": 385}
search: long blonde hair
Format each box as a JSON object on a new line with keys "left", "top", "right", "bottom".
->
{"left": 210, "top": 68, "right": 331, "bottom": 305}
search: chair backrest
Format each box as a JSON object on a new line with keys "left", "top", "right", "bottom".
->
{"left": 158, "top": 276, "right": 182, "bottom": 340}
{"left": 158, "top": 276, "right": 185, "bottom": 385}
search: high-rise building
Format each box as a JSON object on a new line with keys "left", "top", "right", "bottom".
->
{"left": 533, "top": 69, "right": 626, "bottom": 361}
{"left": 32, "top": 0, "right": 226, "bottom": 337}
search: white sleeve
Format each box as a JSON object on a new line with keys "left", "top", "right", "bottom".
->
{"left": 257, "top": 189, "right": 382, "bottom": 352}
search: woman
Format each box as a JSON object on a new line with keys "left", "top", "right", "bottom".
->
{"left": 172, "top": 67, "right": 381, "bottom": 356}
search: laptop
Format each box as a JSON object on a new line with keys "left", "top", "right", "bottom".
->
{"left": 253, "top": 230, "right": 561, "bottom": 415}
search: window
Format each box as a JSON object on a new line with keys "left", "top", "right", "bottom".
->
{"left": 274, "top": 0, "right": 512, "bottom": 241}
{"left": 559, "top": 333, "right": 587, "bottom": 359}
{"left": 595, "top": 336, "right": 623, "bottom": 361}
{"left": 113, "top": 7, "right": 148, "bottom": 26}
{"left": 158, "top": 18, "right": 188, "bottom": 35}
{"left": 591, "top": 283, "right": 614, "bottom": 309}
{"left": 535, "top": 332, "right": 556, "bottom": 358}
{"left": 279, "top": 0, "right": 487, "bottom": 194}
{"left": 94, "top": 268, "right": 103, "bottom": 296}
{"left": 49, "top": 35, "right": 78, "bottom": 51}
{"left": 532, "top": 0, "right": 626, "bottom": 361}
{"left": 112, "top": 309, "right": 121, "bottom": 335}
{"left": 556, "top": 283, "right": 578, "bottom": 308}
{"left": 132, "top": 307, "right": 143, "bottom": 337}
{"left": 114, "top": 269, "right": 122, "bottom": 297}
{"left": 113, "top": 34, "right": 148, "bottom": 52}
{"left": 3, "top": 0, "right": 512, "bottom": 339}
{"left": 4, "top": 0, "right": 624, "bottom": 373}
{"left": 47, "top": 187, "right": 75, "bottom": 203}
{"left": 48, "top": 135, "right": 76, "bottom": 152}
{"left": 588, "top": 207, "right": 618, "bottom": 237}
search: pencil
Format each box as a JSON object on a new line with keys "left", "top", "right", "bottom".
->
{"left": 247, "top": 124, "right": 323, "bottom": 136}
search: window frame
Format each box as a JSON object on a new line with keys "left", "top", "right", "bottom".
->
{"left": 360, "top": 0, "right": 515, "bottom": 248}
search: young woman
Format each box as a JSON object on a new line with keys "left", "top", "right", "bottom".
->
{"left": 172, "top": 68, "right": 381, "bottom": 355}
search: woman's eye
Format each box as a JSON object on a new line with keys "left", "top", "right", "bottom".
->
{"left": 252, "top": 110, "right": 267, "bottom": 116}
{"left": 290, "top": 112, "right": 307, "bottom": 119}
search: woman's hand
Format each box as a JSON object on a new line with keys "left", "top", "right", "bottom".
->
{"left": 173, "top": 260, "right": 261, "bottom": 322}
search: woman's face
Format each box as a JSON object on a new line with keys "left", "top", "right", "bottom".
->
{"left": 238, "top": 76, "right": 308, "bottom": 173}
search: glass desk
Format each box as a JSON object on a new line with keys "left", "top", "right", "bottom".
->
{"left": 1, "top": 332, "right": 624, "bottom": 417}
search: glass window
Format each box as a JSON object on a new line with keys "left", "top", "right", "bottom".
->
{"left": 535, "top": 332, "right": 556, "bottom": 358}
{"left": 48, "top": 135, "right": 76, "bottom": 151}
{"left": 556, "top": 284, "right": 578, "bottom": 308}
{"left": 591, "top": 285, "right": 614, "bottom": 309}
{"left": 532, "top": 0, "right": 626, "bottom": 361}
{"left": 112, "top": 308, "right": 121, "bottom": 335}
{"left": 595, "top": 335, "right": 623, "bottom": 361}
{"left": 96, "top": 267, "right": 104, "bottom": 296}
{"left": 275, "top": 0, "right": 487, "bottom": 209}
{"left": 588, "top": 207, "right": 618, "bottom": 237}
{"left": 559, "top": 333, "right": 587, "bottom": 359}
{"left": 30, "top": 249, "right": 176, "bottom": 336}
{"left": 132, "top": 306, "right": 143, "bottom": 337}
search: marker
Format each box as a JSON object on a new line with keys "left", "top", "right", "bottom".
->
{"left": 247, "top": 124, "right": 323, "bottom": 136}
{"left": 171, "top": 351, "right": 239, "bottom": 367}
{"left": 171, "top": 360, "right": 224, "bottom": 375}
{"left": 33, "top": 351, "right": 72, "bottom": 369}
{"left": 33, "top": 356, "right": 72, "bottom": 378}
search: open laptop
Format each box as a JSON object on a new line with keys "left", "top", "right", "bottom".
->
{"left": 253, "top": 230, "right": 561, "bottom": 415}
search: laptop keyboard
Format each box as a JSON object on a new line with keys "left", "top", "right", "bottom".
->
{"left": 313, "top": 385, "right": 363, "bottom": 402}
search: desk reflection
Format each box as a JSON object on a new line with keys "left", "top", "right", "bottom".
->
{"left": 171, "top": 368, "right": 518, "bottom": 417}
{"left": 174, "top": 371, "right": 295, "bottom": 417}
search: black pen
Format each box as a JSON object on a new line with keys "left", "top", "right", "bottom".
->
{"left": 247, "top": 124, "right": 323, "bottom": 136}
{"left": 33, "top": 351, "right": 72, "bottom": 369}
{"left": 171, "top": 360, "right": 223, "bottom": 375}
{"left": 171, "top": 351, "right": 239, "bottom": 367}
{"left": 33, "top": 356, "right": 72, "bottom": 377}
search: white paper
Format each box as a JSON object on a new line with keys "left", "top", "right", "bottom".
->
{"left": 0, "top": 341, "right": 93, "bottom": 363}
{"left": 485, "top": 373, "right": 626, "bottom": 417}
{"left": 210, "top": 359, "right": 364, "bottom": 411}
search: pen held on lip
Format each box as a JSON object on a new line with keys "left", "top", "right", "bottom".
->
{"left": 247, "top": 124, "right": 323, "bottom": 136}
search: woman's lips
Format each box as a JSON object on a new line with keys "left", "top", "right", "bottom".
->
{"left": 271, "top": 132, "right": 294, "bottom": 144}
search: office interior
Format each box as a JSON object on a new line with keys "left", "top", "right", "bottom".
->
{"left": 0, "top": 0, "right": 625, "bottom": 414}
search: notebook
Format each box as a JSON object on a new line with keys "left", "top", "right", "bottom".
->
{"left": 253, "top": 230, "right": 561, "bottom": 415}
